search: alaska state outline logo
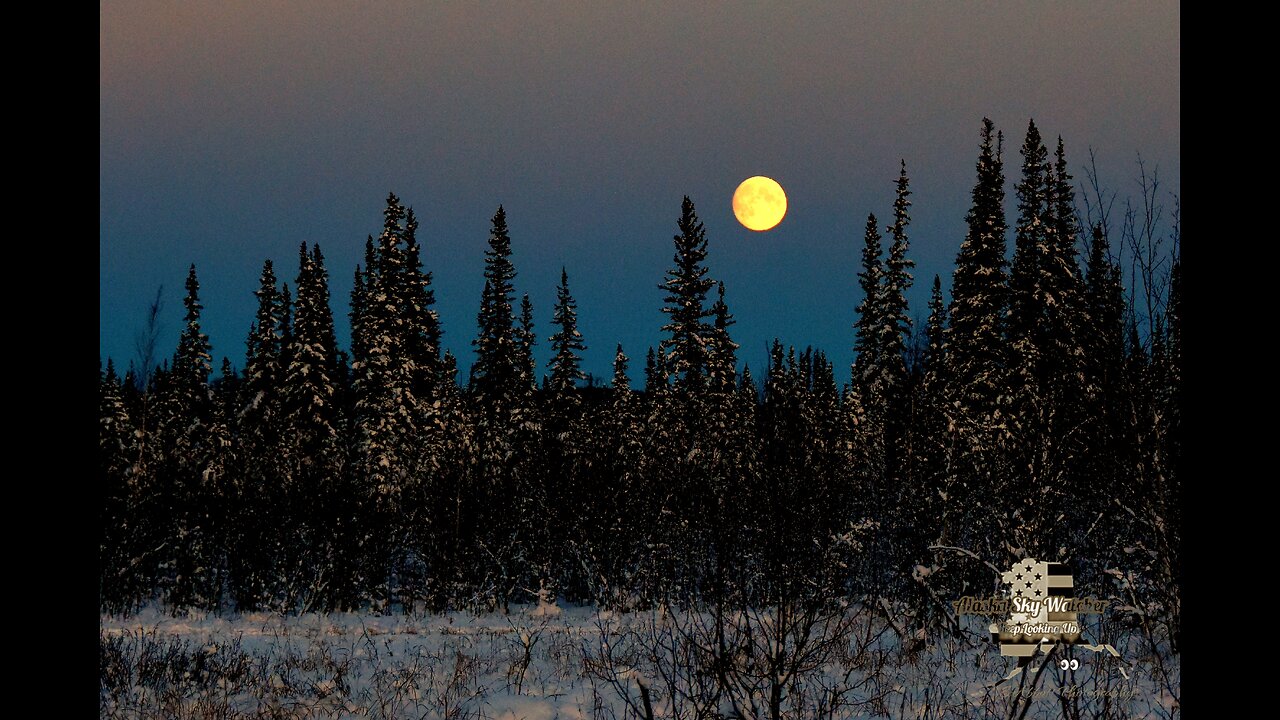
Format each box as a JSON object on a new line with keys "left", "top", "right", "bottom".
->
{"left": 989, "top": 558, "right": 1120, "bottom": 683}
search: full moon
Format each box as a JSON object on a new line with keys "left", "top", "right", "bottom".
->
{"left": 732, "top": 176, "right": 788, "bottom": 231}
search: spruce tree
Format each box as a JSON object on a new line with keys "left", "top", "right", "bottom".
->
{"left": 547, "top": 268, "right": 587, "bottom": 394}
{"left": 172, "top": 264, "right": 214, "bottom": 421}
{"left": 923, "top": 275, "right": 948, "bottom": 378}
{"left": 471, "top": 206, "right": 520, "bottom": 400}
{"left": 400, "top": 208, "right": 444, "bottom": 399}
{"left": 658, "top": 196, "right": 715, "bottom": 390}
{"left": 100, "top": 359, "right": 137, "bottom": 610}
{"left": 517, "top": 293, "right": 538, "bottom": 391}
{"left": 164, "top": 265, "right": 221, "bottom": 609}
{"left": 469, "top": 205, "right": 543, "bottom": 608}
{"left": 852, "top": 213, "right": 885, "bottom": 398}
{"left": 1006, "top": 121, "right": 1090, "bottom": 559}
{"left": 230, "top": 260, "right": 287, "bottom": 608}
{"left": 284, "top": 243, "right": 340, "bottom": 457}
{"left": 351, "top": 193, "right": 428, "bottom": 608}
{"left": 283, "top": 242, "right": 344, "bottom": 608}
{"left": 882, "top": 161, "right": 916, "bottom": 390}
{"left": 939, "top": 118, "right": 1011, "bottom": 583}
{"left": 946, "top": 118, "right": 1009, "bottom": 420}
{"left": 242, "top": 260, "right": 283, "bottom": 417}
{"left": 706, "top": 282, "right": 740, "bottom": 393}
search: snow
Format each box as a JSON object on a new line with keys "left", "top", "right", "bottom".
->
{"left": 101, "top": 602, "right": 1177, "bottom": 718}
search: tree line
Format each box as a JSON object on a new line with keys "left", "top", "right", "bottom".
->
{"left": 99, "top": 118, "right": 1180, "bottom": 646}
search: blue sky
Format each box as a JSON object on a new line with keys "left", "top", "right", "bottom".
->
{"left": 101, "top": 1, "right": 1179, "bottom": 386}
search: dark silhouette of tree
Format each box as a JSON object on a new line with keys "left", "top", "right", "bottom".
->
{"left": 658, "top": 197, "right": 715, "bottom": 391}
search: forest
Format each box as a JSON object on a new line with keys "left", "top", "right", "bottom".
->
{"left": 99, "top": 117, "right": 1180, "bottom": 663}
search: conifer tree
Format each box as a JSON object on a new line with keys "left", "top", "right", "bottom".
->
{"left": 946, "top": 118, "right": 1009, "bottom": 420}
{"left": 284, "top": 243, "right": 340, "bottom": 459}
{"left": 163, "top": 265, "right": 222, "bottom": 609}
{"left": 399, "top": 208, "right": 444, "bottom": 398}
{"left": 547, "top": 268, "right": 587, "bottom": 394}
{"left": 658, "top": 197, "right": 715, "bottom": 391}
{"left": 1002, "top": 122, "right": 1092, "bottom": 560}
{"left": 939, "top": 119, "right": 1012, "bottom": 583}
{"left": 852, "top": 214, "right": 885, "bottom": 398}
{"left": 471, "top": 206, "right": 520, "bottom": 401}
{"left": 241, "top": 260, "right": 283, "bottom": 417}
{"left": 469, "top": 206, "right": 544, "bottom": 607}
{"left": 706, "top": 282, "right": 740, "bottom": 393}
{"left": 351, "top": 193, "right": 429, "bottom": 608}
{"left": 517, "top": 293, "right": 538, "bottom": 391}
{"left": 644, "top": 347, "right": 666, "bottom": 393}
{"left": 923, "top": 275, "right": 948, "bottom": 378}
{"left": 100, "top": 359, "right": 137, "bottom": 610}
{"left": 172, "top": 265, "right": 214, "bottom": 422}
{"left": 882, "top": 161, "right": 916, "bottom": 391}
{"left": 282, "top": 242, "right": 344, "bottom": 608}
{"left": 229, "top": 260, "right": 287, "bottom": 608}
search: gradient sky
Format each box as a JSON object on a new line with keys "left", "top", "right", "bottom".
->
{"left": 101, "top": 1, "right": 1179, "bottom": 387}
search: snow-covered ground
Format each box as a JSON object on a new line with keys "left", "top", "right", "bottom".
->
{"left": 100, "top": 601, "right": 1178, "bottom": 719}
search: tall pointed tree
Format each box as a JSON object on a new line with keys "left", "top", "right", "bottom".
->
{"left": 658, "top": 196, "right": 715, "bottom": 391}
{"left": 946, "top": 118, "right": 1009, "bottom": 419}
{"left": 471, "top": 205, "right": 520, "bottom": 400}
{"left": 172, "top": 264, "right": 214, "bottom": 421}
{"left": 706, "top": 282, "right": 740, "bottom": 393}
{"left": 547, "top": 268, "right": 587, "bottom": 394}
{"left": 882, "top": 161, "right": 916, "bottom": 390}
{"left": 400, "top": 208, "right": 443, "bottom": 398}
{"left": 923, "top": 275, "right": 948, "bottom": 379}
{"left": 938, "top": 118, "right": 1012, "bottom": 581}
{"left": 852, "top": 213, "right": 885, "bottom": 394}
{"left": 517, "top": 293, "right": 538, "bottom": 391}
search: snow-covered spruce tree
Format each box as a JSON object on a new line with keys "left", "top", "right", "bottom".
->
{"left": 851, "top": 213, "right": 885, "bottom": 397}
{"left": 100, "top": 359, "right": 138, "bottom": 611}
{"left": 227, "top": 260, "right": 287, "bottom": 609}
{"left": 590, "top": 344, "right": 655, "bottom": 606}
{"left": 282, "top": 242, "right": 349, "bottom": 610}
{"left": 658, "top": 196, "right": 716, "bottom": 392}
{"left": 544, "top": 268, "right": 588, "bottom": 596}
{"left": 938, "top": 118, "right": 1013, "bottom": 587}
{"left": 882, "top": 161, "right": 916, "bottom": 395}
{"left": 848, "top": 213, "right": 889, "bottom": 531}
{"left": 690, "top": 281, "right": 754, "bottom": 607}
{"left": 399, "top": 208, "right": 444, "bottom": 401}
{"left": 349, "top": 237, "right": 375, "bottom": 365}
{"left": 1006, "top": 121, "right": 1089, "bottom": 560}
{"left": 879, "top": 162, "right": 921, "bottom": 597}
{"left": 422, "top": 349, "right": 478, "bottom": 611}
{"left": 351, "top": 193, "right": 427, "bottom": 610}
{"left": 516, "top": 293, "right": 538, "bottom": 391}
{"left": 470, "top": 206, "right": 544, "bottom": 609}
{"left": 907, "top": 276, "right": 949, "bottom": 537}
{"left": 654, "top": 196, "right": 724, "bottom": 597}
{"left": 547, "top": 268, "right": 587, "bottom": 395}
{"left": 162, "top": 265, "right": 223, "bottom": 610}
{"left": 755, "top": 343, "right": 853, "bottom": 605}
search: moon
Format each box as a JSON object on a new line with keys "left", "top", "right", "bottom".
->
{"left": 732, "top": 176, "right": 788, "bottom": 231}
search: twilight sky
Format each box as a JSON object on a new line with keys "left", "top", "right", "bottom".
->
{"left": 100, "top": 1, "right": 1179, "bottom": 387}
